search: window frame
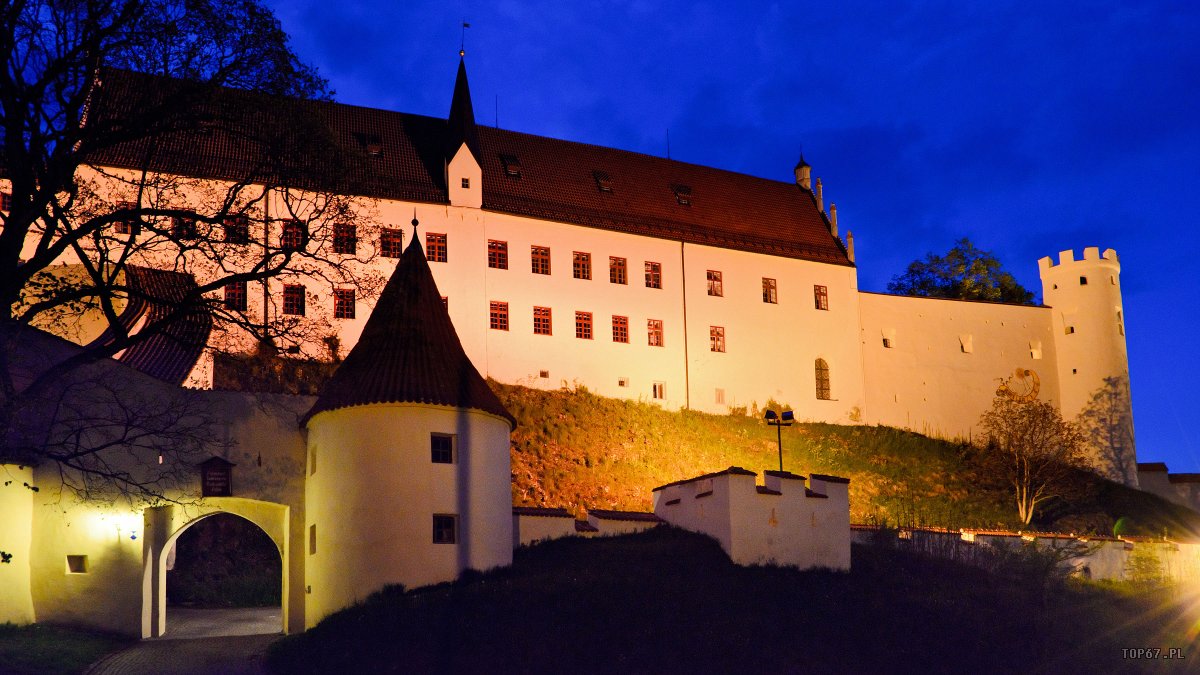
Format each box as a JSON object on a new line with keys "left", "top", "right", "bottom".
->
{"left": 224, "top": 280, "right": 248, "bottom": 312}
{"left": 280, "top": 219, "right": 308, "bottom": 251}
{"left": 645, "top": 261, "right": 662, "bottom": 289}
{"left": 814, "top": 284, "right": 829, "bottom": 311}
{"left": 333, "top": 288, "right": 356, "bottom": 319}
{"left": 815, "top": 358, "right": 831, "bottom": 400}
{"left": 707, "top": 270, "right": 723, "bottom": 297}
{"left": 573, "top": 251, "right": 591, "bottom": 280}
{"left": 488, "top": 240, "right": 509, "bottom": 269}
{"left": 430, "top": 433, "right": 455, "bottom": 464}
{"left": 333, "top": 223, "right": 358, "bottom": 255}
{"left": 224, "top": 214, "right": 250, "bottom": 244}
{"left": 426, "top": 232, "right": 448, "bottom": 263}
{"left": 531, "top": 246, "right": 552, "bottom": 275}
{"left": 380, "top": 227, "right": 404, "bottom": 258}
{"left": 762, "top": 278, "right": 777, "bottom": 304}
{"left": 533, "top": 306, "right": 553, "bottom": 335}
{"left": 489, "top": 301, "right": 509, "bottom": 331}
{"left": 282, "top": 284, "right": 306, "bottom": 316}
{"left": 710, "top": 326, "right": 726, "bottom": 353}
{"left": 575, "top": 311, "right": 593, "bottom": 339}
{"left": 432, "top": 514, "right": 458, "bottom": 544}
{"left": 609, "top": 256, "right": 628, "bottom": 285}
{"left": 612, "top": 315, "right": 629, "bottom": 343}
{"left": 647, "top": 319, "right": 664, "bottom": 347}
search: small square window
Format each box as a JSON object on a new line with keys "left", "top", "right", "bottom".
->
{"left": 381, "top": 228, "right": 404, "bottom": 258}
{"left": 814, "top": 285, "right": 829, "bottom": 311}
{"left": 224, "top": 215, "right": 250, "bottom": 244}
{"left": 707, "top": 271, "right": 723, "bottom": 297}
{"left": 645, "top": 261, "right": 662, "bottom": 289}
{"left": 488, "top": 240, "right": 508, "bottom": 269}
{"left": 224, "top": 281, "right": 248, "bottom": 312}
{"left": 710, "top": 326, "right": 725, "bottom": 353}
{"left": 648, "top": 319, "right": 664, "bottom": 347}
{"left": 333, "top": 223, "right": 358, "bottom": 254}
{"left": 431, "top": 434, "right": 455, "bottom": 464}
{"left": 461, "top": 177, "right": 470, "bottom": 189}
{"left": 573, "top": 252, "right": 591, "bottom": 280}
{"left": 490, "top": 301, "right": 509, "bottom": 330}
{"left": 531, "top": 246, "right": 551, "bottom": 275}
{"left": 281, "top": 220, "right": 308, "bottom": 251}
{"left": 1065, "top": 326, "right": 1075, "bottom": 335}
{"left": 576, "top": 311, "right": 593, "bottom": 339}
{"left": 426, "top": 233, "right": 448, "bottom": 263}
{"left": 539, "top": 370, "right": 550, "bottom": 378}
{"left": 283, "top": 284, "right": 306, "bottom": 316}
{"left": 433, "top": 514, "right": 458, "bottom": 544}
{"left": 609, "top": 257, "right": 628, "bottom": 285}
{"left": 333, "top": 288, "right": 355, "bottom": 319}
{"left": 1079, "top": 276, "right": 1088, "bottom": 286}
{"left": 612, "top": 316, "right": 629, "bottom": 343}
{"left": 762, "top": 278, "right": 777, "bottom": 304}
{"left": 66, "top": 555, "right": 89, "bottom": 574}
{"left": 882, "top": 337, "right": 892, "bottom": 349}
{"left": 652, "top": 382, "right": 665, "bottom": 399}
{"left": 618, "top": 377, "right": 629, "bottom": 387}
{"left": 534, "top": 306, "right": 552, "bottom": 335}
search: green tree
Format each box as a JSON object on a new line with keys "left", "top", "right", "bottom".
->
{"left": 978, "top": 396, "right": 1087, "bottom": 526}
{"left": 888, "top": 238, "right": 1035, "bottom": 304}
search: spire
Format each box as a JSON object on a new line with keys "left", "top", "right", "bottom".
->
{"left": 447, "top": 56, "right": 481, "bottom": 163}
{"left": 302, "top": 231, "right": 514, "bottom": 427}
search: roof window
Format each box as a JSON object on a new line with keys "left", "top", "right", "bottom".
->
{"left": 500, "top": 153, "right": 522, "bottom": 178}
{"left": 353, "top": 132, "right": 383, "bottom": 157}
{"left": 672, "top": 184, "right": 692, "bottom": 206}
{"left": 593, "top": 170, "right": 613, "bottom": 193}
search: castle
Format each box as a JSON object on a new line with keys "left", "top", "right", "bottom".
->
{"left": 0, "top": 57, "right": 1135, "bottom": 636}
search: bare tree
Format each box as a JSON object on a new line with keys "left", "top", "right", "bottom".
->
{"left": 1076, "top": 375, "right": 1137, "bottom": 486}
{"left": 0, "top": 0, "right": 385, "bottom": 499}
{"left": 978, "top": 397, "right": 1087, "bottom": 526}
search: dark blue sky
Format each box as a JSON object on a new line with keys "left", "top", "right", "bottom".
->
{"left": 267, "top": 1, "right": 1200, "bottom": 472}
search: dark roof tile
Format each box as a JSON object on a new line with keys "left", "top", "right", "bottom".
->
{"left": 586, "top": 509, "right": 662, "bottom": 522}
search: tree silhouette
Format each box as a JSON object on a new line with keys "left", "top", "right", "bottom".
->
{"left": 888, "top": 238, "right": 1035, "bottom": 304}
{"left": 1076, "top": 375, "right": 1137, "bottom": 486}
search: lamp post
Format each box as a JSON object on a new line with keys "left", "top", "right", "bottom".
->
{"left": 764, "top": 409, "right": 794, "bottom": 472}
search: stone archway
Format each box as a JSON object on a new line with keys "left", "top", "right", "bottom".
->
{"left": 141, "top": 498, "right": 289, "bottom": 638}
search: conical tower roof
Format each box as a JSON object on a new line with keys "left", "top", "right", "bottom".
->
{"left": 446, "top": 57, "right": 481, "bottom": 162}
{"left": 302, "top": 230, "right": 514, "bottom": 427}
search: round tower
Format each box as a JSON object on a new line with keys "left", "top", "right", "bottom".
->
{"left": 301, "top": 233, "right": 514, "bottom": 628}
{"left": 1039, "top": 247, "right": 1134, "bottom": 478}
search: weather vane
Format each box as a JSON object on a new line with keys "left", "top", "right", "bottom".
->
{"left": 460, "top": 21, "right": 470, "bottom": 57}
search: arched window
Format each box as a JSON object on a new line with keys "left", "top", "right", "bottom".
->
{"left": 815, "top": 359, "right": 831, "bottom": 400}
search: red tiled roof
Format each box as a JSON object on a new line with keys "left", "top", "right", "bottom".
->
{"left": 302, "top": 234, "right": 515, "bottom": 426}
{"left": 586, "top": 509, "right": 662, "bottom": 522}
{"left": 652, "top": 466, "right": 757, "bottom": 492}
{"left": 87, "top": 266, "right": 211, "bottom": 385}
{"left": 512, "top": 506, "right": 573, "bottom": 518}
{"left": 89, "top": 67, "right": 851, "bottom": 266}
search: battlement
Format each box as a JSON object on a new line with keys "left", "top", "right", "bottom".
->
{"left": 1038, "top": 247, "right": 1119, "bottom": 271}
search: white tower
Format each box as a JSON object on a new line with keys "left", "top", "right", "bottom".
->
{"left": 1039, "top": 247, "right": 1135, "bottom": 481}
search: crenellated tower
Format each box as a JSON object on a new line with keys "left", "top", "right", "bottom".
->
{"left": 1039, "top": 247, "right": 1136, "bottom": 482}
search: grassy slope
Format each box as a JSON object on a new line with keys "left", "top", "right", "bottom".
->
{"left": 499, "top": 382, "right": 1200, "bottom": 536}
{"left": 267, "top": 527, "right": 1199, "bottom": 674}
{"left": 0, "top": 624, "right": 131, "bottom": 675}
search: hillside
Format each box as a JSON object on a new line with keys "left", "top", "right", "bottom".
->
{"left": 267, "top": 527, "right": 1198, "bottom": 674}
{"left": 498, "top": 382, "right": 1200, "bottom": 537}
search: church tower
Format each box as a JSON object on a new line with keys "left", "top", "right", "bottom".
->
{"left": 1039, "top": 247, "right": 1135, "bottom": 482}
{"left": 301, "top": 226, "right": 515, "bottom": 627}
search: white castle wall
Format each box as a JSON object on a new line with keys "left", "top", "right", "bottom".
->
{"left": 859, "top": 292, "right": 1060, "bottom": 439}
{"left": 0, "top": 464, "right": 36, "bottom": 625}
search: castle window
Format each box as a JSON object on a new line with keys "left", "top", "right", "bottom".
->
{"left": 1079, "top": 276, "right": 1088, "bottom": 285}
{"left": 576, "top": 311, "right": 593, "bottom": 339}
{"left": 461, "top": 177, "right": 470, "bottom": 188}
{"left": 66, "top": 555, "right": 89, "bottom": 574}
{"left": 114, "top": 201, "right": 140, "bottom": 236}
{"left": 433, "top": 515, "right": 458, "bottom": 544}
{"left": 762, "top": 278, "right": 777, "bottom": 304}
{"left": 430, "top": 433, "right": 455, "bottom": 464}
{"left": 573, "top": 252, "right": 591, "bottom": 280}
{"left": 1117, "top": 311, "right": 1124, "bottom": 336}
{"left": 333, "top": 288, "right": 355, "bottom": 319}
{"left": 309, "top": 525, "right": 316, "bottom": 555}
{"left": 648, "top": 319, "right": 664, "bottom": 347}
{"left": 533, "top": 306, "right": 552, "bottom": 335}
{"left": 282, "top": 284, "right": 305, "bottom": 316}
{"left": 224, "top": 281, "right": 247, "bottom": 311}
{"left": 815, "top": 359, "right": 831, "bottom": 400}
{"left": 490, "top": 301, "right": 509, "bottom": 330}
{"left": 531, "top": 246, "right": 551, "bottom": 275}
{"left": 710, "top": 326, "right": 725, "bottom": 353}
{"left": 500, "top": 153, "right": 522, "bottom": 178}
{"left": 715, "top": 388, "right": 725, "bottom": 405}
{"left": 707, "top": 270, "right": 723, "bottom": 297}
{"left": 488, "top": 240, "right": 508, "bottom": 269}
{"left": 281, "top": 220, "right": 307, "bottom": 251}
{"left": 224, "top": 214, "right": 250, "bottom": 244}
{"left": 652, "top": 382, "right": 665, "bottom": 399}
{"left": 618, "top": 377, "right": 629, "bottom": 387}
{"left": 672, "top": 184, "right": 692, "bottom": 206}
{"left": 426, "top": 233, "right": 447, "bottom": 263}
{"left": 593, "top": 170, "right": 613, "bottom": 193}
{"left": 645, "top": 262, "right": 662, "bottom": 289}
{"left": 609, "top": 257, "right": 627, "bottom": 285}
{"left": 172, "top": 216, "right": 198, "bottom": 240}
{"left": 612, "top": 316, "right": 629, "bottom": 343}
{"left": 1065, "top": 326, "right": 1075, "bottom": 335}
{"left": 882, "top": 338, "right": 892, "bottom": 349}
{"left": 0, "top": 192, "right": 11, "bottom": 212}
{"left": 814, "top": 285, "right": 829, "bottom": 310}
{"left": 333, "top": 223, "right": 357, "bottom": 254}
{"left": 380, "top": 228, "right": 404, "bottom": 258}
{"left": 539, "top": 370, "right": 550, "bottom": 378}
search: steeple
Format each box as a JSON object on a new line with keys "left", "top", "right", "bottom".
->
{"left": 446, "top": 56, "right": 481, "bottom": 163}
{"left": 302, "top": 231, "right": 513, "bottom": 427}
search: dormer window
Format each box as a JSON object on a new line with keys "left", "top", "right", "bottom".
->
{"left": 500, "top": 153, "right": 522, "bottom": 178}
{"left": 672, "top": 184, "right": 692, "bottom": 206}
{"left": 354, "top": 132, "right": 383, "bottom": 157}
{"left": 593, "top": 170, "right": 613, "bottom": 193}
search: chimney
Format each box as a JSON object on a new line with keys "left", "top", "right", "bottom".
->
{"left": 815, "top": 178, "right": 824, "bottom": 212}
{"left": 847, "top": 231, "right": 855, "bottom": 263}
{"left": 830, "top": 203, "right": 838, "bottom": 238}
